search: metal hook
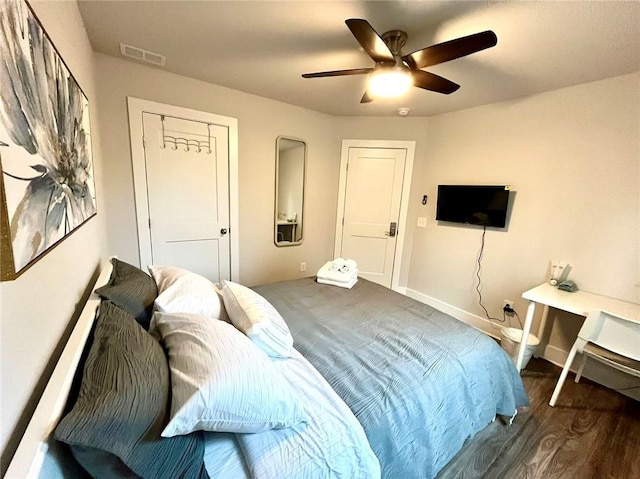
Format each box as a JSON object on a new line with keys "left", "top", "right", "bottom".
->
{"left": 160, "top": 119, "right": 214, "bottom": 155}
{"left": 161, "top": 115, "right": 167, "bottom": 149}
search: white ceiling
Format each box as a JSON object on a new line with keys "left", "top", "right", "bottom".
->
{"left": 77, "top": 1, "right": 640, "bottom": 118}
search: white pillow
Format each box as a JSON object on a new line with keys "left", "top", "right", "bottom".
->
{"left": 221, "top": 280, "right": 294, "bottom": 358}
{"left": 148, "top": 265, "right": 227, "bottom": 321}
{"left": 150, "top": 311, "right": 307, "bottom": 437}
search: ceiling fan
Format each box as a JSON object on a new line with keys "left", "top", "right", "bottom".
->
{"left": 302, "top": 18, "right": 497, "bottom": 103}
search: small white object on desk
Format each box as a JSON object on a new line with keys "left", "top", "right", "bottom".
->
{"left": 517, "top": 283, "right": 640, "bottom": 372}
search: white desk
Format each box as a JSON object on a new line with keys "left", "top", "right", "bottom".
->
{"left": 517, "top": 283, "right": 640, "bottom": 371}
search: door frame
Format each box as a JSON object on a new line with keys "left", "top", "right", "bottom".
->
{"left": 127, "top": 97, "right": 239, "bottom": 280}
{"left": 334, "top": 139, "right": 415, "bottom": 291}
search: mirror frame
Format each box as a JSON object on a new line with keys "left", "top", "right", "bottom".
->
{"left": 274, "top": 136, "right": 306, "bottom": 247}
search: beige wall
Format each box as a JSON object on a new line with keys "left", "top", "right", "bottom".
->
{"left": 94, "top": 53, "right": 340, "bottom": 286}
{"left": 96, "top": 65, "right": 638, "bottom": 371}
{"left": 0, "top": 0, "right": 108, "bottom": 465}
{"left": 407, "top": 73, "right": 639, "bottom": 350}
{"left": 331, "top": 75, "right": 638, "bottom": 395}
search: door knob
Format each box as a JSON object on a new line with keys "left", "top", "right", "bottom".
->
{"left": 220, "top": 228, "right": 228, "bottom": 236}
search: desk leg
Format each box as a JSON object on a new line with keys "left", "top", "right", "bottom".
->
{"left": 533, "top": 305, "right": 550, "bottom": 358}
{"left": 516, "top": 301, "right": 537, "bottom": 371}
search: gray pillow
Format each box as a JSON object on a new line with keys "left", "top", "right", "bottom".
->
{"left": 95, "top": 258, "right": 157, "bottom": 329}
{"left": 55, "top": 301, "right": 208, "bottom": 479}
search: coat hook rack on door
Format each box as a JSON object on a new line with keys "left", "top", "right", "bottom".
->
{"left": 160, "top": 115, "right": 213, "bottom": 154}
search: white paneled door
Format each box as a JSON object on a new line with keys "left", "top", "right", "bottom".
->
{"left": 141, "top": 112, "right": 230, "bottom": 282}
{"left": 338, "top": 145, "right": 409, "bottom": 288}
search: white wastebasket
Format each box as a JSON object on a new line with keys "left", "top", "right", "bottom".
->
{"left": 500, "top": 327, "right": 540, "bottom": 369}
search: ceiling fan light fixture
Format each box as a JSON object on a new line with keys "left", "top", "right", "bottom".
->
{"left": 368, "top": 67, "right": 412, "bottom": 98}
{"left": 302, "top": 19, "right": 497, "bottom": 103}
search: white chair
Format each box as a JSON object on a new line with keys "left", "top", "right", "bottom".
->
{"left": 549, "top": 309, "right": 640, "bottom": 407}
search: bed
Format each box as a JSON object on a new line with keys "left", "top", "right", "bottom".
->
{"left": 253, "top": 278, "right": 528, "bottom": 478}
{"left": 5, "top": 258, "right": 527, "bottom": 479}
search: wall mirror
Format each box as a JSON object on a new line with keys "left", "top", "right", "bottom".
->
{"left": 275, "top": 136, "right": 306, "bottom": 246}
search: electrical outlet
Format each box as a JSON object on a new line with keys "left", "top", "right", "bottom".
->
{"left": 503, "top": 299, "right": 515, "bottom": 314}
{"left": 300, "top": 262, "right": 306, "bottom": 272}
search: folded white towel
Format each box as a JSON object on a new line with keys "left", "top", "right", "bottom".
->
{"left": 316, "top": 260, "right": 358, "bottom": 283}
{"left": 327, "top": 258, "right": 345, "bottom": 272}
{"left": 325, "top": 258, "right": 358, "bottom": 273}
{"left": 317, "top": 258, "right": 359, "bottom": 280}
{"left": 317, "top": 276, "right": 358, "bottom": 289}
{"left": 341, "top": 259, "right": 357, "bottom": 273}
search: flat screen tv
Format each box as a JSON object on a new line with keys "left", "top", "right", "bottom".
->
{"left": 436, "top": 185, "right": 510, "bottom": 228}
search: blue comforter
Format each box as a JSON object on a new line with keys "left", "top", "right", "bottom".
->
{"left": 253, "top": 278, "right": 529, "bottom": 479}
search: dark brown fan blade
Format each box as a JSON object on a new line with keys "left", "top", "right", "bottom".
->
{"left": 345, "top": 19, "right": 394, "bottom": 63}
{"left": 403, "top": 30, "right": 497, "bottom": 69}
{"left": 360, "top": 91, "right": 374, "bottom": 103}
{"left": 302, "top": 67, "right": 374, "bottom": 78}
{"left": 411, "top": 70, "right": 460, "bottom": 94}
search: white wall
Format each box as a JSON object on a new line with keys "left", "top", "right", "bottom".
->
{"left": 94, "top": 53, "right": 340, "bottom": 286}
{"left": 407, "top": 73, "right": 639, "bottom": 350}
{"left": 0, "top": 0, "right": 108, "bottom": 468}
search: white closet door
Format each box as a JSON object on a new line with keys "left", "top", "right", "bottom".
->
{"left": 142, "top": 112, "right": 230, "bottom": 282}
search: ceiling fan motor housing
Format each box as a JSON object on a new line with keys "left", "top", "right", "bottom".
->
{"left": 382, "top": 30, "right": 407, "bottom": 55}
{"left": 382, "top": 30, "right": 408, "bottom": 67}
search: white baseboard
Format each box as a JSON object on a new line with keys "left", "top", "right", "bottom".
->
{"left": 403, "top": 288, "right": 576, "bottom": 363}
{"left": 401, "top": 288, "right": 640, "bottom": 401}
{"left": 535, "top": 344, "right": 569, "bottom": 369}
{"left": 393, "top": 286, "right": 408, "bottom": 295}
{"left": 404, "top": 288, "right": 503, "bottom": 340}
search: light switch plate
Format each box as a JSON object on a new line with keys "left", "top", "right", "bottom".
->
{"left": 417, "top": 217, "right": 427, "bottom": 228}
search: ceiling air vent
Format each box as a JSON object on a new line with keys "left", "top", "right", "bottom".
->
{"left": 120, "top": 43, "right": 166, "bottom": 66}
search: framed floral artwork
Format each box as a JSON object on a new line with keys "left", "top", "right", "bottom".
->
{"left": 0, "top": 0, "right": 97, "bottom": 281}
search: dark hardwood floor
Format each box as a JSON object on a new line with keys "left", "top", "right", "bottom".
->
{"left": 437, "top": 358, "right": 640, "bottom": 479}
